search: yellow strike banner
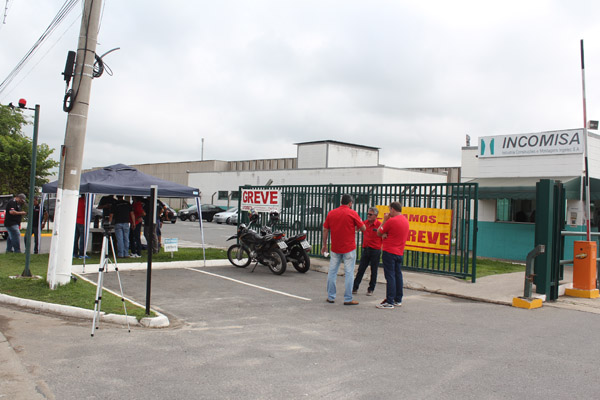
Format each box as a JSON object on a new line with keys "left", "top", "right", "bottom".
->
{"left": 375, "top": 205, "right": 453, "bottom": 255}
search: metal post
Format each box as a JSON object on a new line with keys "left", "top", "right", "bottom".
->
{"left": 580, "top": 39, "right": 591, "bottom": 241}
{"left": 145, "top": 185, "right": 157, "bottom": 315}
{"left": 524, "top": 245, "right": 545, "bottom": 298}
{"left": 22, "top": 104, "right": 40, "bottom": 277}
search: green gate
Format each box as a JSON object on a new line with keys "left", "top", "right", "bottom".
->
{"left": 237, "top": 183, "right": 478, "bottom": 282}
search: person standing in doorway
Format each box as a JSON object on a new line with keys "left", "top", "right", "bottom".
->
{"left": 321, "top": 194, "right": 366, "bottom": 305}
{"left": 353, "top": 207, "right": 382, "bottom": 296}
{"left": 376, "top": 201, "right": 410, "bottom": 309}
{"left": 5, "top": 193, "right": 27, "bottom": 253}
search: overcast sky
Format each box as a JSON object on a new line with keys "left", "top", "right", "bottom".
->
{"left": 2, "top": 0, "right": 600, "bottom": 171}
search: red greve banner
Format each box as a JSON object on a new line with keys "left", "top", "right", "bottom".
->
{"left": 241, "top": 189, "right": 282, "bottom": 212}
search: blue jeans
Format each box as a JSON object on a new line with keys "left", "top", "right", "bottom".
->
{"left": 327, "top": 250, "right": 356, "bottom": 302}
{"left": 73, "top": 223, "right": 85, "bottom": 257}
{"left": 5, "top": 224, "right": 21, "bottom": 253}
{"left": 382, "top": 251, "right": 404, "bottom": 305}
{"left": 131, "top": 223, "right": 142, "bottom": 255}
{"left": 353, "top": 247, "right": 380, "bottom": 292}
{"left": 114, "top": 223, "right": 130, "bottom": 257}
{"left": 25, "top": 228, "right": 40, "bottom": 254}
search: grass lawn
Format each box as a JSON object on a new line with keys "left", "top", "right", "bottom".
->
{"left": 0, "top": 248, "right": 227, "bottom": 321}
{"left": 474, "top": 258, "right": 525, "bottom": 278}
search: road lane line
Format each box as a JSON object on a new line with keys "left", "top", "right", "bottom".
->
{"left": 185, "top": 268, "right": 312, "bottom": 301}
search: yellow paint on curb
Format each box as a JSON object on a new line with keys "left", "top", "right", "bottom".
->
{"left": 512, "top": 297, "right": 543, "bottom": 309}
{"left": 564, "top": 288, "right": 600, "bottom": 299}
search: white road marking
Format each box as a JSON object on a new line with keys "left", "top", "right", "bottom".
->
{"left": 186, "top": 268, "right": 312, "bottom": 301}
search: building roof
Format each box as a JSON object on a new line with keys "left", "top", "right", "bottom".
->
{"left": 294, "top": 140, "right": 380, "bottom": 151}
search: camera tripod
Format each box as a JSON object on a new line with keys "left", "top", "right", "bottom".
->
{"left": 91, "top": 227, "right": 131, "bottom": 336}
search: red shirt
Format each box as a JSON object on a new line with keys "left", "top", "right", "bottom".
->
{"left": 76, "top": 197, "right": 86, "bottom": 225}
{"left": 362, "top": 219, "right": 382, "bottom": 249}
{"left": 323, "top": 205, "right": 364, "bottom": 254}
{"left": 133, "top": 201, "right": 145, "bottom": 225}
{"left": 380, "top": 214, "right": 410, "bottom": 255}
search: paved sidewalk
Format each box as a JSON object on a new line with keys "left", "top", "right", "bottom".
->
{"left": 310, "top": 257, "right": 600, "bottom": 314}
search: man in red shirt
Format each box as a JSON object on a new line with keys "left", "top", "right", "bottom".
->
{"left": 353, "top": 207, "right": 382, "bottom": 296}
{"left": 376, "top": 201, "right": 410, "bottom": 309}
{"left": 73, "top": 195, "right": 88, "bottom": 259}
{"left": 321, "top": 194, "right": 366, "bottom": 305}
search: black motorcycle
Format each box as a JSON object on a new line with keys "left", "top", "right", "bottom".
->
{"left": 226, "top": 223, "right": 288, "bottom": 275}
{"left": 260, "top": 211, "right": 311, "bottom": 273}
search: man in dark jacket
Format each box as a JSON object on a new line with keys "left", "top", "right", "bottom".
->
{"left": 5, "top": 193, "right": 27, "bottom": 253}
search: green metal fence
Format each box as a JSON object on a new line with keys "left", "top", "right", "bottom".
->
{"left": 238, "top": 183, "right": 478, "bottom": 282}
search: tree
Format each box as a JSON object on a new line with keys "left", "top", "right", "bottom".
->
{"left": 0, "top": 104, "right": 59, "bottom": 195}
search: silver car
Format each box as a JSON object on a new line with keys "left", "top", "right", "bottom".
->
{"left": 213, "top": 207, "right": 238, "bottom": 224}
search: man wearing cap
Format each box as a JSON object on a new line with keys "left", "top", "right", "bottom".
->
{"left": 5, "top": 193, "right": 27, "bottom": 253}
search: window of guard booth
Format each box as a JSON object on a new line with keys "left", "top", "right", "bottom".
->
{"left": 230, "top": 191, "right": 240, "bottom": 200}
{"left": 497, "top": 198, "right": 536, "bottom": 223}
{"left": 218, "top": 191, "right": 228, "bottom": 200}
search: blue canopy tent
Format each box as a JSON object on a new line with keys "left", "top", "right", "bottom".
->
{"left": 42, "top": 164, "right": 206, "bottom": 267}
{"left": 42, "top": 163, "right": 200, "bottom": 198}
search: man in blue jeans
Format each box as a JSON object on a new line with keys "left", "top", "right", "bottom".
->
{"left": 321, "top": 194, "right": 366, "bottom": 305}
{"left": 73, "top": 195, "right": 87, "bottom": 258}
{"left": 109, "top": 195, "right": 135, "bottom": 257}
{"left": 376, "top": 201, "right": 410, "bottom": 309}
{"left": 5, "top": 193, "right": 27, "bottom": 253}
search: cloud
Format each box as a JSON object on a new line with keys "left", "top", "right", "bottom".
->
{"left": 2, "top": 0, "right": 600, "bottom": 171}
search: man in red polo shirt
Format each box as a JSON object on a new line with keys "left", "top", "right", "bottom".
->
{"left": 353, "top": 207, "right": 382, "bottom": 296}
{"left": 73, "top": 194, "right": 88, "bottom": 259}
{"left": 376, "top": 201, "right": 410, "bottom": 309}
{"left": 322, "top": 194, "right": 366, "bottom": 305}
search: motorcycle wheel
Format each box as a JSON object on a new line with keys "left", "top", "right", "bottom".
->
{"left": 265, "top": 248, "right": 287, "bottom": 275}
{"left": 292, "top": 247, "right": 310, "bottom": 273}
{"left": 227, "top": 244, "right": 251, "bottom": 268}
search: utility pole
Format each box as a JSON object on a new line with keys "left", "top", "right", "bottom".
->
{"left": 47, "top": 0, "right": 103, "bottom": 288}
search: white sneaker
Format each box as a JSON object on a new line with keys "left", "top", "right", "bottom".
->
{"left": 376, "top": 301, "right": 394, "bottom": 309}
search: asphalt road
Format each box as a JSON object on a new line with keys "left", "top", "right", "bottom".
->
{"left": 2, "top": 263, "right": 600, "bottom": 399}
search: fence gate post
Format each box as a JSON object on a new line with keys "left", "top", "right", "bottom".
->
{"left": 534, "top": 179, "right": 564, "bottom": 301}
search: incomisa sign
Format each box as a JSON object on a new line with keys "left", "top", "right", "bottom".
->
{"left": 479, "top": 129, "right": 583, "bottom": 158}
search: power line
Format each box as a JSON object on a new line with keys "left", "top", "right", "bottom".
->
{"left": 0, "top": 0, "right": 80, "bottom": 96}
{"left": 1, "top": 12, "right": 80, "bottom": 102}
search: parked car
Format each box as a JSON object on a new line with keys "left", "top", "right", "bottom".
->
{"left": 229, "top": 211, "right": 239, "bottom": 225}
{"left": 178, "top": 205, "right": 198, "bottom": 221}
{"left": 0, "top": 195, "right": 13, "bottom": 240}
{"left": 178, "top": 204, "right": 224, "bottom": 222}
{"left": 281, "top": 206, "right": 325, "bottom": 230}
{"left": 213, "top": 207, "right": 238, "bottom": 224}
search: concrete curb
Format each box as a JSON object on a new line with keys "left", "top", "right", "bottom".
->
{"left": 0, "top": 292, "right": 138, "bottom": 325}
{"left": 0, "top": 259, "right": 231, "bottom": 328}
{"left": 73, "top": 258, "right": 227, "bottom": 274}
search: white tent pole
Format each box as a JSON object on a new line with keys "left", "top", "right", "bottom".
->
{"left": 196, "top": 197, "right": 206, "bottom": 267}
